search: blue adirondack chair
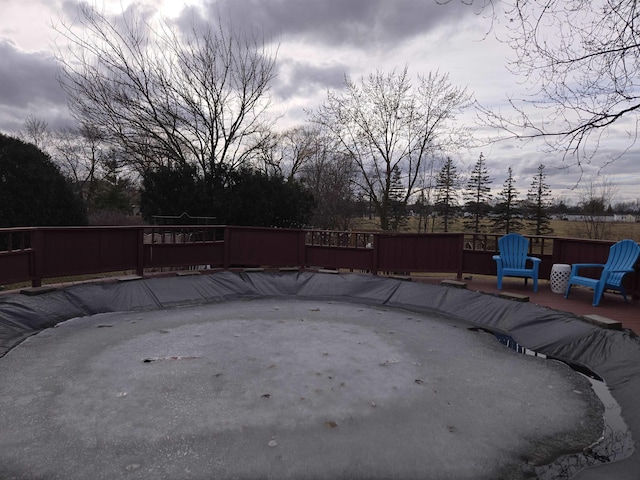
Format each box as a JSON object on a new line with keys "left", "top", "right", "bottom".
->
{"left": 493, "top": 233, "right": 541, "bottom": 292}
{"left": 564, "top": 239, "right": 640, "bottom": 306}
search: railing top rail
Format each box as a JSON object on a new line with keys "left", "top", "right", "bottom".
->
{"left": 304, "top": 229, "right": 374, "bottom": 235}
{"left": 377, "top": 232, "right": 462, "bottom": 237}
{"left": 0, "top": 225, "right": 145, "bottom": 232}
{"left": 144, "top": 224, "right": 227, "bottom": 228}
{"left": 0, "top": 225, "right": 229, "bottom": 233}
{"left": 0, "top": 227, "right": 38, "bottom": 233}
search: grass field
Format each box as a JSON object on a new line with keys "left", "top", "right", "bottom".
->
{"left": 350, "top": 217, "right": 640, "bottom": 242}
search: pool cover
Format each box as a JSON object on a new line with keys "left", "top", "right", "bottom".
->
{"left": 0, "top": 271, "right": 638, "bottom": 479}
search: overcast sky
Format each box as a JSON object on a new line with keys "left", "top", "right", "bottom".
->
{"left": 1, "top": 0, "right": 638, "bottom": 205}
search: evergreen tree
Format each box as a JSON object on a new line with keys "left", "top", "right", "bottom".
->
{"left": 525, "top": 164, "right": 553, "bottom": 236}
{"left": 388, "top": 166, "right": 408, "bottom": 231}
{"left": 91, "top": 158, "right": 134, "bottom": 217}
{"left": 492, "top": 167, "right": 523, "bottom": 233}
{"left": 0, "top": 133, "right": 87, "bottom": 227}
{"left": 141, "top": 164, "right": 315, "bottom": 228}
{"left": 434, "top": 157, "right": 461, "bottom": 232}
{"left": 463, "top": 153, "right": 492, "bottom": 233}
{"left": 225, "top": 168, "right": 315, "bottom": 228}
{"left": 140, "top": 163, "right": 209, "bottom": 222}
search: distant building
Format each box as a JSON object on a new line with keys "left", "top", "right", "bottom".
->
{"left": 562, "top": 214, "right": 638, "bottom": 223}
{"left": 614, "top": 214, "right": 637, "bottom": 223}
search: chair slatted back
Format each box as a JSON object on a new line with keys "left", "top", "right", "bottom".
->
{"left": 498, "top": 234, "right": 530, "bottom": 270}
{"left": 604, "top": 240, "right": 640, "bottom": 286}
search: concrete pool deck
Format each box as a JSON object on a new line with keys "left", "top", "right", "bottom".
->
{"left": 1, "top": 271, "right": 640, "bottom": 479}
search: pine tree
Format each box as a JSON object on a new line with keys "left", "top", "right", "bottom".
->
{"left": 0, "top": 133, "right": 87, "bottom": 227}
{"left": 434, "top": 157, "right": 461, "bottom": 232}
{"left": 388, "top": 166, "right": 408, "bottom": 231}
{"left": 492, "top": 167, "right": 523, "bottom": 233}
{"left": 526, "top": 164, "right": 553, "bottom": 236}
{"left": 463, "top": 153, "right": 493, "bottom": 233}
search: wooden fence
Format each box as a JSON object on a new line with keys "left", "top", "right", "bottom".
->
{"left": 0, "top": 225, "right": 637, "bottom": 297}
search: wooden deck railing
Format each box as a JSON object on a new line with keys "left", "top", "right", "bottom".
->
{"left": 0, "top": 225, "right": 637, "bottom": 297}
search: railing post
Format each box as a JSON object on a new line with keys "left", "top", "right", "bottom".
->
{"left": 136, "top": 227, "right": 145, "bottom": 277}
{"left": 551, "top": 237, "right": 563, "bottom": 265}
{"left": 371, "top": 234, "right": 379, "bottom": 275}
{"left": 31, "top": 228, "right": 43, "bottom": 287}
{"left": 456, "top": 233, "right": 464, "bottom": 280}
{"left": 223, "top": 226, "right": 230, "bottom": 269}
{"left": 299, "top": 230, "right": 307, "bottom": 269}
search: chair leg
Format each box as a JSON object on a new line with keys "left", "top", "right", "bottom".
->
{"left": 620, "top": 286, "right": 629, "bottom": 303}
{"left": 564, "top": 283, "right": 572, "bottom": 299}
{"left": 593, "top": 284, "right": 605, "bottom": 307}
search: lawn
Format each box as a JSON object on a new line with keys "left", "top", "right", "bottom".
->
{"left": 350, "top": 217, "right": 640, "bottom": 242}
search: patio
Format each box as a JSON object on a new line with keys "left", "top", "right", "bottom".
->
{"left": 414, "top": 274, "right": 640, "bottom": 335}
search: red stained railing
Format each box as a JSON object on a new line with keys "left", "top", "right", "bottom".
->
{"left": 0, "top": 226, "right": 636, "bottom": 297}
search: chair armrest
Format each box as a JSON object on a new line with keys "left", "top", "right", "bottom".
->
{"left": 526, "top": 256, "right": 541, "bottom": 264}
{"left": 492, "top": 255, "right": 501, "bottom": 261}
{"left": 572, "top": 263, "right": 605, "bottom": 269}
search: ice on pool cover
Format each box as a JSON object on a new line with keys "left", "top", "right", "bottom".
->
{"left": 0, "top": 271, "right": 638, "bottom": 479}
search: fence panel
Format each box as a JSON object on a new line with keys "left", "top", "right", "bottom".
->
{"left": 376, "top": 233, "right": 464, "bottom": 277}
{"left": 0, "top": 252, "right": 32, "bottom": 285}
{"left": 144, "top": 243, "right": 225, "bottom": 269}
{"left": 226, "top": 227, "right": 305, "bottom": 268}
{"left": 37, "top": 227, "right": 141, "bottom": 282}
{"left": 0, "top": 228, "right": 34, "bottom": 285}
{"left": 142, "top": 226, "right": 225, "bottom": 270}
{"left": 305, "top": 246, "right": 374, "bottom": 271}
{"left": 552, "top": 238, "right": 615, "bottom": 265}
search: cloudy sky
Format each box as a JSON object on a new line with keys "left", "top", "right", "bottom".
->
{"left": 1, "top": 0, "right": 638, "bottom": 204}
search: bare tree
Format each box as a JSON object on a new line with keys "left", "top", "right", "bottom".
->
{"left": 17, "top": 115, "right": 138, "bottom": 222}
{"left": 311, "top": 66, "right": 470, "bottom": 230}
{"left": 255, "top": 125, "right": 358, "bottom": 229}
{"left": 55, "top": 4, "right": 277, "bottom": 186}
{"left": 580, "top": 176, "right": 619, "bottom": 240}
{"left": 51, "top": 124, "right": 104, "bottom": 195}
{"left": 445, "top": 0, "right": 640, "bottom": 166}
{"left": 300, "top": 147, "right": 358, "bottom": 230}
{"left": 257, "top": 126, "right": 321, "bottom": 181}
{"left": 20, "top": 116, "right": 50, "bottom": 150}
{"left": 415, "top": 158, "right": 439, "bottom": 233}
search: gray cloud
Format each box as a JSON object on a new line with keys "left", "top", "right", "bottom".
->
{"left": 206, "top": 0, "right": 475, "bottom": 49}
{"left": 1, "top": 0, "right": 636, "bottom": 201}
{"left": 273, "top": 59, "right": 347, "bottom": 100}
{"left": 56, "top": 0, "right": 79, "bottom": 20}
{"left": 0, "top": 40, "right": 64, "bottom": 107}
{"left": 0, "top": 39, "right": 70, "bottom": 133}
